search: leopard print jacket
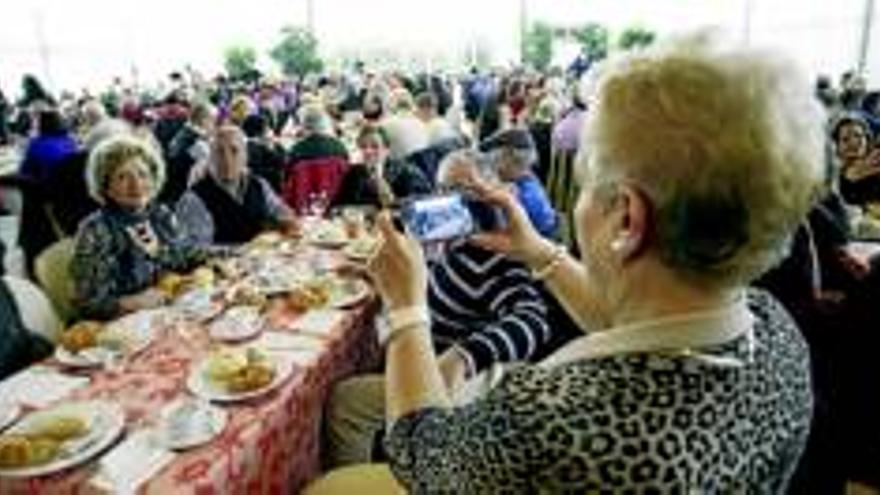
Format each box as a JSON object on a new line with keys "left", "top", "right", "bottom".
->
{"left": 385, "top": 289, "right": 813, "bottom": 493}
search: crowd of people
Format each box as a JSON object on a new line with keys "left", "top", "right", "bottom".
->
{"left": 0, "top": 32, "right": 878, "bottom": 493}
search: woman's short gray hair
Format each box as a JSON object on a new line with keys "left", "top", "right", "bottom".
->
{"left": 86, "top": 135, "right": 166, "bottom": 204}
{"left": 582, "top": 35, "right": 824, "bottom": 287}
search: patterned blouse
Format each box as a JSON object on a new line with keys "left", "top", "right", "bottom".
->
{"left": 70, "top": 204, "right": 209, "bottom": 319}
{"left": 385, "top": 289, "right": 813, "bottom": 493}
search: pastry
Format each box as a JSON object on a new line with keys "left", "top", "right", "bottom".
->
{"left": 29, "top": 416, "right": 88, "bottom": 442}
{"left": 0, "top": 435, "right": 61, "bottom": 468}
{"left": 59, "top": 321, "right": 103, "bottom": 353}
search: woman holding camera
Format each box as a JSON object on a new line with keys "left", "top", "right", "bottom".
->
{"left": 364, "top": 37, "right": 822, "bottom": 492}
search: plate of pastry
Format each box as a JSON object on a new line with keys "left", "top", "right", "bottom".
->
{"left": 0, "top": 400, "right": 125, "bottom": 477}
{"left": 55, "top": 317, "right": 156, "bottom": 369}
{"left": 187, "top": 348, "right": 295, "bottom": 403}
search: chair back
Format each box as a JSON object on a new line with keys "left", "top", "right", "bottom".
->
{"left": 282, "top": 156, "right": 349, "bottom": 213}
{"left": 34, "top": 237, "right": 77, "bottom": 324}
{"left": 2, "top": 275, "right": 62, "bottom": 343}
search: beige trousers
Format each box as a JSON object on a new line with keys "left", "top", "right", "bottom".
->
{"left": 325, "top": 373, "right": 387, "bottom": 468}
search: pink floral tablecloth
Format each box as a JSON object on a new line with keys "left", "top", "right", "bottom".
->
{"left": 0, "top": 295, "right": 379, "bottom": 495}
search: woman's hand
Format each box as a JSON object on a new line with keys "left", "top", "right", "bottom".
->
{"left": 469, "top": 181, "right": 557, "bottom": 268}
{"left": 366, "top": 211, "right": 427, "bottom": 311}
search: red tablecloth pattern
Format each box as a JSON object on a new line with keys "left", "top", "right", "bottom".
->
{"left": 0, "top": 299, "right": 379, "bottom": 495}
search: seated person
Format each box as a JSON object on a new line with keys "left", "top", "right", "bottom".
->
{"left": 288, "top": 104, "right": 349, "bottom": 164}
{"left": 71, "top": 136, "right": 210, "bottom": 320}
{"left": 242, "top": 114, "right": 286, "bottom": 193}
{"left": 330, "top": 125, "right": 431, "bottom": 209}
{"left": 176, "top": 125, "right": 299, "bottom": 245}
{"left": 359, "top": 37, "right": 817, "bottom": 492}
{"left": 833, "top": 114, "right": 880, "bottom": 216}
{"left": 480, "top": 128, "right": 558, "bottom": 238}
{"left": 0, "top": 240, "right": 53, "bottom": 380}
{"left": 381, "top": 89, "right": 430, "bottom": 161}
{"left": 325, "top": 149, "right": 553, "bottom": 467}
{"left": 160, "top": 100, "right": 215, "bottom": 203}
{"left": 414, "top": 92, "right": 457, "bottom": 147}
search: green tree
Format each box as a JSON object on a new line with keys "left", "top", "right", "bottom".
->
{"left": 522, "top": 22, "right": 554, "bottom": 70}
{"left": 223, "top": 44, "right": 258, "bottom": 80}
{"left": 618, "top": 26, "right": 656, "bottom": 50}
{"left": 573, "top": 23, "right": 609, "bottom": 61}
{"left": 269, "top": 26, "right": 323, "bottom": 77}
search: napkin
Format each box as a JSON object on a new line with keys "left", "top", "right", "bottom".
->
{"left": 290, "top": 310, "right": 347, "bottom": 338}
{"left": 0, "top": 366, "right": 90, "bottom": 408}
{"left": 88, "top": 429, "right": 176, "bottom": 495}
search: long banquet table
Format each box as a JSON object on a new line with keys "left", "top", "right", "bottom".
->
{"left": 0, "top": 245, "right": 380, "bottom": 495}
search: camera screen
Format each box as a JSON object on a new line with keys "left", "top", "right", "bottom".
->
{"left": 400, "top": 193, "right": 475, "bottom": 243}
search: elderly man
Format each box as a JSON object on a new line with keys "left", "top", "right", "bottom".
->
{"left": 176, "top": 126, "right": 298, "bottom": 245}
{"left": 480, "top": 128, "right": 558, "bottom": 238}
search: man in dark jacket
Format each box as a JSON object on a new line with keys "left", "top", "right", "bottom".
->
{"left": 176, "top": 126, "right": 298, "bottom": 245}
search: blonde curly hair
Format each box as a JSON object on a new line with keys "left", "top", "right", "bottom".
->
{"left": 581, "top": 34, "right": 824, "bottom": 287}
{"left": 86, "top": 135, "right": 166, "bottom": 204}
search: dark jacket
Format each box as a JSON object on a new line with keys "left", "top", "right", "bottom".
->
{"left": 247, "top": 138, "right": 286, "bottom": 193}
{"left": 191, "top": 175, "right": 278, "bottom": 244}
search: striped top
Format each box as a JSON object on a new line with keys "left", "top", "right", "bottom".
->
{"left": 428, "top": 239, "right": 551, "bottom": 375}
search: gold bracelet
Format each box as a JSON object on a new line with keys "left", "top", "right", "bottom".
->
{"left": 531, "top": 245, "right": 567, "bottom": 281}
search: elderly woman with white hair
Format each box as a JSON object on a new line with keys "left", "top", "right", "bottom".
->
{"left": 70, "top": 135, "right": 209, "bottom": 319}
{"left": 360, "top": 37, "right": 822, "bottom": 492}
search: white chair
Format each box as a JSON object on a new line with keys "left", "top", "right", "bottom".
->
{"left": 3, "top": 275, "right": 62, "bottom": 343}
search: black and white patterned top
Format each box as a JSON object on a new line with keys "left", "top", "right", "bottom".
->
{"left": 386, "top": 289, "right": 813, "bottom": 493}
{"left": 428, "top": 239, "right": 551, "bottom": 375}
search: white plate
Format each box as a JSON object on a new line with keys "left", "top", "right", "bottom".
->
{"left": 327, "top": 278, "right": 371, "bottom": 308}
{"left": 0, "top": 403, "right": 20, "bottom": 432}
{"left": 55, "top": 346, "right": 120, "bottom": 369}
{"left": 186, "top": 353, "right": 295, "bottom": 403}
{"left": 0, "top": 400, "right": 125, "bottom": 478}
{"left": 155, "top": 399, "right": 227, "bottom": 451}
{"left": 208, "top": 306, "right": 265, "bottom": 342}
{"left": 54, "top": 312, "right": 158, "bottom": 369}
{"left": 174, "top": 287, "right": 225, "bottom": 322}
{"left": 307, "top": 222, "right": 350, "bottom": 249}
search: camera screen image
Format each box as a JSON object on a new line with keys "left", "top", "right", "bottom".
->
{"left": 401, "top": 193, "right": 475, "bottom": 242}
